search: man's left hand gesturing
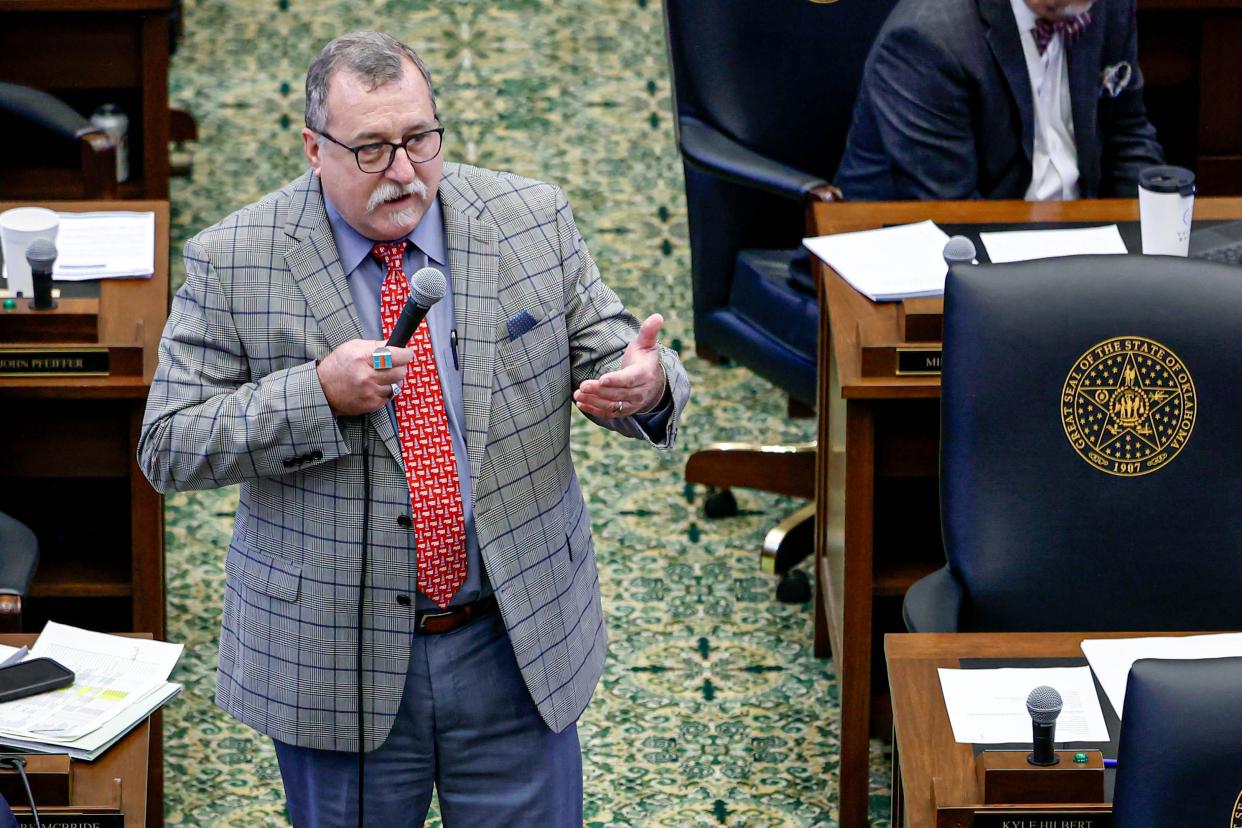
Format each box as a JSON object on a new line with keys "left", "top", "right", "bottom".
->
{"left": 574, "top": 313, "right": 669, "bottom": 418}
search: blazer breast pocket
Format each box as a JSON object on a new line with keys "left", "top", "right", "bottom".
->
{"left": 495, "top": 306, "right": 569, "bottom": 418}
{"left": 495, "top": 306, "right": 566, "bottom": 377}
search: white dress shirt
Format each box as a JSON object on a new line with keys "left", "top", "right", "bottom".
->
{"left": 1011, "top": 0, "right": 1081, "bottom": 200}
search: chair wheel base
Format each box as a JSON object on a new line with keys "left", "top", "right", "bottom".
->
{"left": 703, "top": 487, "right": 739, "bottom": 518}
{"left": 776, "top": 568, "right": 812, "bottom": 604}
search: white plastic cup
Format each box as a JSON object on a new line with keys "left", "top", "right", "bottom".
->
{"left": 0, "top": 207, "right": 60, "bottom": 298}
{"left": 1138, "top": 166, "right": 1196, "bottom": 256}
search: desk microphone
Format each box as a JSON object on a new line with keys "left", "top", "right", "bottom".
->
{"left": 943, "top": 235, "right": 979, "bottom": 271}
{"left": 386, "top": 266, "right": 447, "bottom": 347}
{"left": 1026, "top": 685, "right": 1063, "bottom": 766}
{"left": 25, "top": 238, "right": 58, "bottom": 311}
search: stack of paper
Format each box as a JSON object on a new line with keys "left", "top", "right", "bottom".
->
{"left": 1081, "top": 632, "right": 1242, "bottom": 717}
{"left": 50, "top": 211, "right": 156, "bottom": 281}
{"left": 979, "top": 224, "right": 1128, "bottom": 263}
{"left": 0, "top": 622, "right": 182, "bottom": 761}
{"left": 937, "top": 666, "right": 1109, "bottom": 744}
{"left": 804, "top": 220, "right": 952, "bottom": 302}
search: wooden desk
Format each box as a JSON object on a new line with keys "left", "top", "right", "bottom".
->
{"left": 0, "top": 633, "right": 150, "bottom": 828}
{"left": 0, "top": 200, "right": 168, "bottom": 639}
{"left": 809, "top": 197, "right": 1242, "bottom": 827}
{"left": 885, "top": 631, "right": 1193, "bottom": 828}
{"left": 0, "top": 200, "right": 167, "bottom": 826}
{"left": 0, "top": 0, "right": 178, "bottom": 200}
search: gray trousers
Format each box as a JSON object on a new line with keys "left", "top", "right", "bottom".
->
{"left": 273, "top": 609, "right": 583, "bottom": 827}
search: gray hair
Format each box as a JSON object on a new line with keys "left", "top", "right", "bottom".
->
{"left": 304, "top": 31, "right": 437, "bottom": 133}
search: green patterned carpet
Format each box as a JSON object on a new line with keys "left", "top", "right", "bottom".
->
{"left": 162, "top": 1, "right": 892, "bottom": 825}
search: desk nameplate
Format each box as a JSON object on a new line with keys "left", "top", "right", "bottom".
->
{"left": 960, "top": 810, "right": 1110, "bottom": 828}
{"left": 14, "top": 811, "right": 124, "bottom": 828}
{"left": 861, "top": 345, "right": 943, "bottom": 377}
{"left": 0, "top": 346, "right": 142, "bottom": 378}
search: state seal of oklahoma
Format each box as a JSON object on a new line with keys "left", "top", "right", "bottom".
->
{"left": 1061, "top": 336, "right": 1196, "bottom": 477}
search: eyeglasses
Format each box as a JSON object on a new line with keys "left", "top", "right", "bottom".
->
{"left": 317, "top": 127, "right": 445, "bottom": 174}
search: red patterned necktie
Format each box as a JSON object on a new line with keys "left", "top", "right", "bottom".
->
{"left": 373, "top": 241, "right": 467, "bottom": 609}
{"left": 1032, "top": 11, "right": 1091, "bottom": 55}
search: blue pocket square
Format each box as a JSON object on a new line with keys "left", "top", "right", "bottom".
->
{"left": 505, "top": 310, "right": 539, "bottom": 339}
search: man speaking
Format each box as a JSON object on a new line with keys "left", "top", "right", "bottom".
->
{"left": 139, "top": 31, "right": 689, "bottom": 827}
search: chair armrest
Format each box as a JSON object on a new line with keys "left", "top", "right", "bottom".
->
{"left": 0, "top": 82, "right": 117, "bottom": 198}
{"left": 0, "top": 513, "right": 37, "bottom": 597}
{"left": 902, "top": 566, "right": 963, "bottom": 632}
{"left": 0, "top": 82, "right": 96, "bottom": 142}
{"left": 0, "top": 513, "right": 36, "bottom": 634}
{"left": 678, "top": 116, "right": 829, "bottom": 203}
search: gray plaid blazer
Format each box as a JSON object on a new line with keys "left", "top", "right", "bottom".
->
{"left": 139, "top": 164, "right": 690, "bottom": 751}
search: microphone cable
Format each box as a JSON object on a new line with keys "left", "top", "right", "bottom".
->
{"left": 0, "top": 755, "right": 41, "bottom": 828}
{"left": 357, "top": 428, "right": 371, "bottom": 828}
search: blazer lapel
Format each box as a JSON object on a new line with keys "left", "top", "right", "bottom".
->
{"left": 1067, "top": 20, "right": 1103, "bottom": 196}
{"left": 980, "top": 0, "right": 1035, "bottom": 161}
{"left": 283, "top": 170, "right": 402, "bottom": 465}
{"left": 439, "top": 167, "right": 499, "bottom": 492}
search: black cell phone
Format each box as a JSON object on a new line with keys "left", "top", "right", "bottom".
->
{"left": 0, "top": 658, "right": 75, "bottom": 703}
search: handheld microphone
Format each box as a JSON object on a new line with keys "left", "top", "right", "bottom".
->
{"left": 385, "top": 266, "right": 447, "bottom": 347}
{"left": 1026, "top": 685, "right": 1063, "bottom": 766}
{"left": 943, "top": 235, "right": 979, "bottom": 271}
{"left": 25, "top": 238, "right": 58, "bottom": 311}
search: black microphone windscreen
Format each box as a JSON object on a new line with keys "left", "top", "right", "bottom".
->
{"left": 25, "top": 238, "right": 57, "bottom": 269}
{"left": 1026, "top": 685, "right": 1063, "bottom": 724}
{"left": 943, "top": 235, "right": 977, "bottom": 263}
{"left": 410, "top": 266, "right": 447, "bottom": 307}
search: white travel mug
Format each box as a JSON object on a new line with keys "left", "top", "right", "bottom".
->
{"left": 0, "top": 207, "right": 60, "bottom": 298}
{"left": 1138, "top": 166, "right": 1196, "bottom": 256}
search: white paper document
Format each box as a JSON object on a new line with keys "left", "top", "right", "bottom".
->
{"left": 804, "top": 220, "right": 951, "bottom": 302}
{"left": 0, "top": 622, "right": 182, "bottom": 742}
{"left": 937, "top": 666, "right": 1109, "bottom": 744}
{"left": 1081, "top": 632, "right": 1242, "bottom": 717}
{"left": 0, "top": 682, "right": 182, "bottom": 761}
{"left": 52, "top": 211, "right": 155, "bottom": 280}
{"left": 979, "top": 224, "right": 1128, "bottom": 263}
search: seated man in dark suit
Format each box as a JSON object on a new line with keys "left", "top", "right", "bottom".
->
{"left": 835, "top": 0, "right": 1164, "bottom": 200}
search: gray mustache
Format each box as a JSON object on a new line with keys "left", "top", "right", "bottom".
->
{"left": 366, "top": 178, "right": 428, "bottom": 213}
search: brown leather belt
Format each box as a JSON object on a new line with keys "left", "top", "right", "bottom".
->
{"left": 415, "top": 593, "right": 498, "bottom": 634}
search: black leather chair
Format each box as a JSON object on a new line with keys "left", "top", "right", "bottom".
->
{"left": 1113, "top": 657, "right": 1242, "bottom": 827}
{"left": 904, "top": 255, "right": 1242, "bottom": 632}
{"left": 0, "top": 511, "right": 38, "bottom": 632}
{"left": 663, "top": 0, "right": 898, "bottom": 600}
{"left": 0, "top": 81, "right": 117, "bottom": 200}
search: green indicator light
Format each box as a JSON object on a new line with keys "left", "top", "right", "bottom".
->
{"left": 1073, "top": 752, "right": 1089, "bottom": 764}
{"left": 2, "top": 299, "right": 16, "bottom": 310}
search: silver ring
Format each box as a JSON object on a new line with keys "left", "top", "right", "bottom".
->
{"left": 371, "top": 348, "right": 393, "bottom": 370}
{"left": 391, "top": 383, "right": 401, "bottom": 398}
{"left": 613, "top": 400, "right": 624, "bottom": 415}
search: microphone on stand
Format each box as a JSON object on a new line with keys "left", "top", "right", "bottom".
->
{"left": 943, "top": 235, "right": 979, "bottom": 273}
{"left": 24, "top": 238, "right": 58, "bottom": 311}
{"left": 386, "top": 266, "right": 447, "bottom": 347}
{"left": 1026, "top": 685, "right": 1063, "bottom": 766}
